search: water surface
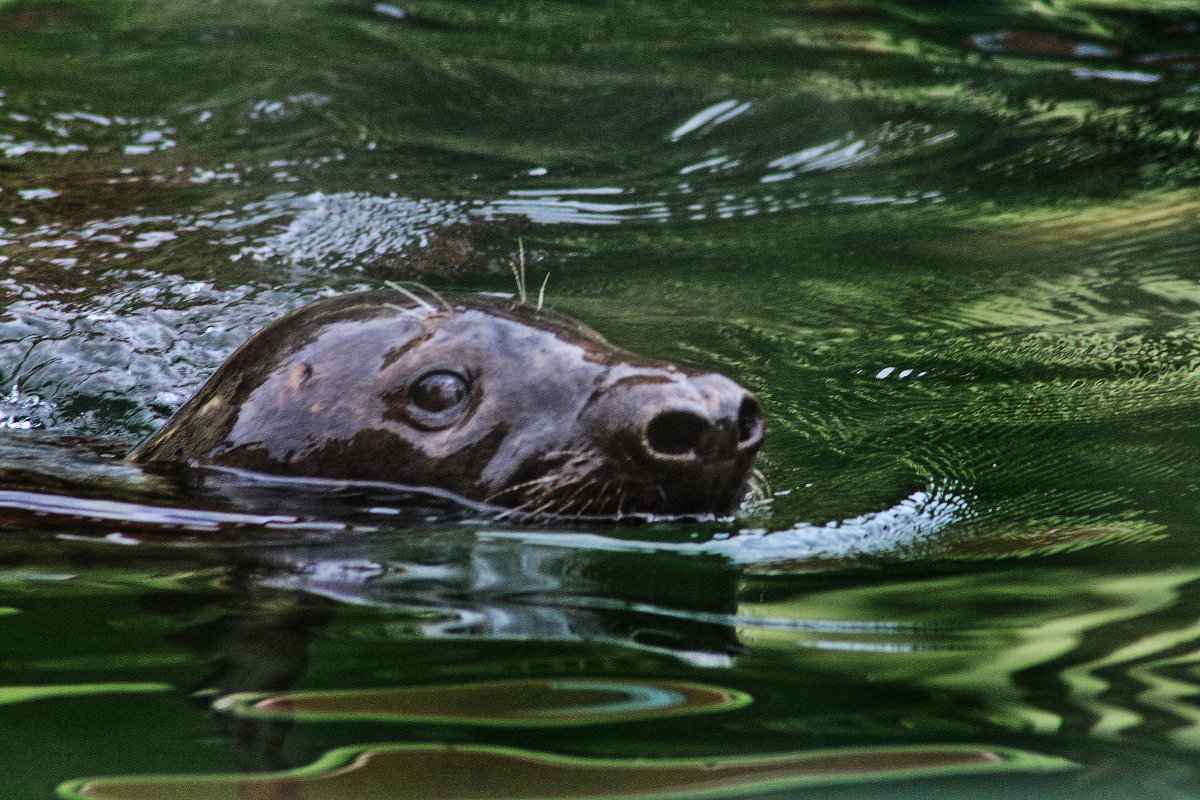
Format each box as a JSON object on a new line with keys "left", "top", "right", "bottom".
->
{"left": 3, "top": 1, "right": 1200, "bottom": 798}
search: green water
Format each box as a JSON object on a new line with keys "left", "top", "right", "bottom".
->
{"left": 3, "top": 0, "right": 1200, "bottom": 797}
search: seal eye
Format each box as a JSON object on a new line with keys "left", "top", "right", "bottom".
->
{"left": 410, "top": 371, "right": 469, "bottom": 414}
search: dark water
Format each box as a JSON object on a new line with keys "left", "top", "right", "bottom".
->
{"left": 3, "top": 1, "right": 1200, "bottom": 797}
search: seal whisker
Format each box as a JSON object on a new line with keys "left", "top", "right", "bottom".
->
{"left": 384, "top": 280, "right": 451, "bottom": 311}
{"left": 545, "top": 495, "right": 581, "bottom": 519}
{"left": 483, "top": 450, "right": 600, "bottom": 510}
{"left": 382, "top": 281, "right": 436, "bottom": 312}
{"left": 536, "top": 472, "right": 596, "bottom": 514}
{"left": 517, "top": 471, "right": 600, "bottom": 519}
{"left": 539, "top": 449, "right": 591, "bottom": 461}
{"left": 526, "top": 492, "right": 573, "bottom": 518}
{"left": 579, "top": 478, "right": 615, "bottom": 517}
{"left": 558, "top": 476, "right": 602, "bottom": 516}
{"left": 744, "top": 467, "right": 770, "bottom": 503}
{"left": 614, "top": 479, "right": 632, "bottom": 518}
{"left": 483, "top": 472, "right": 574, "bottom": 506}
{"left": 484, "top": 476, "right": 551, "bottom": 502}
{"left": 507, "top": 471, "right": 585, "bottom": 513}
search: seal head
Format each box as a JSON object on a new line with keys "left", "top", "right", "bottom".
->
{"left": 131, "top": 291, "right": 764, "bottom": 517}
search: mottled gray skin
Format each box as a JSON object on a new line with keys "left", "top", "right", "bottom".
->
{"left": 131, "top": 291, "right": 763, "bottom": 517}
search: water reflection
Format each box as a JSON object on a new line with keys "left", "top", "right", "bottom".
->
{"left": 3, "top": 469, "right": 1200, "bottom": 796}
{"left": 188, "top": 535, "right": 1200, "bottom": 757}
{"left": 62, "top": 742, "right": 1065, "bottom": 800}
{"left": 670, "top": 99, "right": 753, "bottom": 141}
{"left": 243, "top": 533, "right": 747, "bottom": 667}
{"left": 0, "top": 682, "right": 169, "bottom": 707}
{"left": 8, "top": 502, "right": 1197, "bottom": 754}
{"left": 215, "top": 678, "right": 749, "bottom": 726}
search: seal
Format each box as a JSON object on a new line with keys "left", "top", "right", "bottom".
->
{"left": 130, "top": 290, "right": 764, "bottom": 517}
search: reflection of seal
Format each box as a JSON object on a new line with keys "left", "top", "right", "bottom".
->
{"left": 130, "top": 291, "right": 763, "bottom": 517}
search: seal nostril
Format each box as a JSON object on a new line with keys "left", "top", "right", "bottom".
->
{"left": 737, "top": 395, "right": 763, "bottom": 444}
{"left": 646, "top": 410, "right": 710, "bottom": 457}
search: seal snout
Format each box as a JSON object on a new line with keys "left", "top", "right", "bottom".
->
{"left": 575, "top": 369, "right": 762, "bottom": 515}
{"left": 642, "top": 392, "right": 763, "bottom": 464}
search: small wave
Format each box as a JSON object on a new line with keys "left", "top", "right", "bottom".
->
{"left": 478, "top": 485, "right": 972, "bottom": 565}
{"left": 235, "top": 191, "right": 473, "bottom": 269}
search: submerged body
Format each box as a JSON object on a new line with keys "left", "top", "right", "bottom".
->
{"left": 132, "top": 291, "right": 763, "bottom": 517}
